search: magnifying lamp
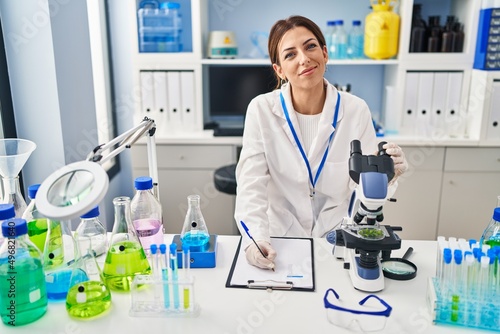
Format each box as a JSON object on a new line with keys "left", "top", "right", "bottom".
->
{"left": 36, "top": 117, "right": 158, "bottom": 221}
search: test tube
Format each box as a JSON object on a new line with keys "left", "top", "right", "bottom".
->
{"left": 441, "top": 248, "right": 452, "bottom": 295}
{"left": 150, "top": 244, "right": 160, "bottom": 304}
{"left": 182, "top": 243, "right": 192, "bottom": 310}
{"left": 476, "top": 256, "right": 490, "bottom": 327}
{"left": 170, "top": 243, "right": 180, "bottom": 309}
{"left": 159, "top": 244, "right": 170, "bottom": 309}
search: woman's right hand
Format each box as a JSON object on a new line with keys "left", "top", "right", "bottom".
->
{"left": 245, "top": 241, "right": 276, "bottom": 270}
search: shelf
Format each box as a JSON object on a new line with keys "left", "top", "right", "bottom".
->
{"left": 201, "top": 58, "right": 398, "bottom": 66}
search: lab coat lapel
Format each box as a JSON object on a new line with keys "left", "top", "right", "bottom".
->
{"left": 308, "top": 84, "right": 344, "bottom": 163}
{"left": 273, "top": 83, "right": 304, "bottom": 147}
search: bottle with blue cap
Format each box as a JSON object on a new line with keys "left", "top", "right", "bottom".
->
{"left": 0, "top": 203, "right": 15, "bottom": 247}
{"left": 22, "top": 184, "right": 49, "bottom": 253}
{"left": 75, "top": 206, "right": 107, "bottom": 257}
{"left": 130, "top": 176, "right": 164, "bottom": 252}
{"left": 0, "top": 218, "right": 48, "bottom": 326}
{"left": 480, "top": 207, "right": 500, "bottom": 247}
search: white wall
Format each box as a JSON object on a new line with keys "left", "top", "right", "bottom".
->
{"left": 0, "top": 0, "right": 134, "bottom": 228}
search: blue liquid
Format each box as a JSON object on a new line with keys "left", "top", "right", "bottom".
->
{"left": 46, "top": 268, "right": 88, "bottom": 300}
{"left": 181, "top": 231, "right": 210, "bottom": 248}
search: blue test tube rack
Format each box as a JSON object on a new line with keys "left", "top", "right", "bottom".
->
{"left": 427, "top": 237, "right": 500, "bottom": 332}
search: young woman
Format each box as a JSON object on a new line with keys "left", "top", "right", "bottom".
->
{"left": 235, "top": 15, "right": 408, "bottom": 270}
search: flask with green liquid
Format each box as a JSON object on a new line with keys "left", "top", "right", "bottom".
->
{"left": 103, "top": 196, "right": 151, "bottom": 291}
{"left": 66, "top": 234, "right": 111, "bottom": 319}
{"left": 0, "top": 218, "right": 48, "bottom": 326}
{"left": 22, "top": 184, "right": 49, "bottom": 253}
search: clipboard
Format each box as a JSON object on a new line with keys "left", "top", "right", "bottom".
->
{"left": 225, "top": 236, "right": 315, "bottom": 292}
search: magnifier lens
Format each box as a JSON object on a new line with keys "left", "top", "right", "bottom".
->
{"left": 47, "top": 170, "right": 95, "bottom": 207}
{"left": 382, "top": 261, "right": 415, "bottom": 275}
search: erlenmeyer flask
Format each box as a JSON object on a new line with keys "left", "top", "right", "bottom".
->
{"left": 180, "top": 194, "right": 210, "bottom": 248}
{"left": 43, "top": 220, "right": 86, "bottom": 300}
{"left": 66, "top": 235, "right": 111, "bottom": 319}
{"left": 0, "top": 139, "right": 37, "bottom": 217}
{"left": 23, "top": 184, "right": 49, "bottom": 253}
{"left": 103, "top": 196, "right": 151, "bottom": 291}
{"left": 75, "top": 206, "right": 107, "bottom": 257}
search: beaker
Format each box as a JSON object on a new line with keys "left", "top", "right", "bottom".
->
{"left": 103, "top": 196, "right": 151, "bottom": 291}
{"left": 180, "top": 194, "right": 210, "bottom": 249}
{"left": 66, "top": 235, "right": 111, "bottom": 319}
{"left": 0, "top": 139, "right": 36, "bottom": 217}
{"left": 43, "top": 220, "right": 85, "bottom": 300}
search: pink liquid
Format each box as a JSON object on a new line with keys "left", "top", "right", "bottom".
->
{"left": 133, "top": 218, "right": 164, "bottom": 250}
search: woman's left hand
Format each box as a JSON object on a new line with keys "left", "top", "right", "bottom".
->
{"left": 383, "top": 142, "right": 408, "bottom": 178}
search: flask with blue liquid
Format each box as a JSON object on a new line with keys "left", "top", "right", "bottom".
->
{"left": 43, "top": 220, "right": 85, "bottom": 300}
{"left": 181, "top": 194, "right": 210, "bottom": 249}
{"left": 0, "top": 218, "right": 48, "bottom": 326}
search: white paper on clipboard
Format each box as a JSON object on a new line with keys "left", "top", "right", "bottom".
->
{"left": 226, "top": 237, "right": 315, "bottom": 291}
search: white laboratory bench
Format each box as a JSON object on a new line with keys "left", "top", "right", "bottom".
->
{"left": 1, "top": 235, "right": 480, "bottom": 334}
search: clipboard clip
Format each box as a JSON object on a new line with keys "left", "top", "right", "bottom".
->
{"left": 247, "top": 280, "right": 294, "bottom": 290}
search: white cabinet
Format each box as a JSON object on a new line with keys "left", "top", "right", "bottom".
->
{"left": 130, "top": 143, "right": 239, "bottom": 236}
{"left": 383, "top": 146, "right": 444, "bottom": 240}
{"left": 438, "top": 147, "right": 500, "bottom": 239}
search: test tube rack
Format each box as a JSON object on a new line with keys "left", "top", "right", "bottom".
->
{"left": 129, "top": 274, "right": 200, "bottom": 317}
{"left": 426, "top": 236, "right": 500, "bottom": 332}
{"left": 427, "top": 277, "right": 500, "bottom": 332}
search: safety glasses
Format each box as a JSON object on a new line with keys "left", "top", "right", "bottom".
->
{"left": 323, "top": 288, "right": 392, "bottom": 332}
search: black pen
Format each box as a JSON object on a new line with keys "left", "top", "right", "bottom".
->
{"left": 240, "top": 221, "right": 275, "bottom": 271}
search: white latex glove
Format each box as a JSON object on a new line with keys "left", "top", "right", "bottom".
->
{"left": 383, "top": 142, "right": 408, "bottom": 179}
{"left": 245, "top": 241, "right": 277, "bottom": 270}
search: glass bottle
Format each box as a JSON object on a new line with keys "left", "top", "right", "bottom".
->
{"left": 103, "top": 196, "right": 151, "bottom": 291}
{"left": 0, "top": 203, "right": 15, "bottom": 247}
{"left": 130, "top": 176, "right": 164, "bottom": 252}
{"left": 409, "top": 4, "right": 426, "bottom": 53}
{"left": 480, "top": 207, "right": 500, "bottom": 247}
{"left": 75, "top": 206, "right": 108, "bottom": 257}
{"left": 347, "top": 20, "right": 364, "bottom": 59}
{"left": 0, "top": 218, "right": 48, "bottom": 326}
{"left": 43, "top": 220, "right": 83, "bottom": 300}
{"left": 22, "top": 184, "right": 49, "bottom": 253}
{"left": 181, "top": 194, "right": 210, "bottom": 249}
{"left": 1, "top": 175, "right": 27, "bottom": 218}
{"left": 66, "top": 235, "right": 111, "bottom": 319}
{"left": 331, "top": 20, "right": 347, "bottom": 59}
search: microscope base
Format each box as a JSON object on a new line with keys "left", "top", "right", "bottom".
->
{"left": 345, "top": 248, "right": 384, "bottom": 292}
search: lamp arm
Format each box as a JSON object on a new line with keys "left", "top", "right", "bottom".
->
{"left": 87, "top": 116, "right": 160, "bottom": 202}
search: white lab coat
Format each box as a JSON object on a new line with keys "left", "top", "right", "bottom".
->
{"left": 235, "top": 79, "right": 396, "bottom": 248}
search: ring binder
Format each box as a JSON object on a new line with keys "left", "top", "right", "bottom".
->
{"left": 247, "top": 280, "right": 294, "bottom": 290}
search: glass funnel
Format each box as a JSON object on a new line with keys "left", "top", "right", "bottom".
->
{"left": 0, "top": 139, "right": 37, "bottom": 217}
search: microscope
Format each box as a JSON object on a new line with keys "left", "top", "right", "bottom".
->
{"left": 329, "top": 140, "right": 402, "bottom": 292}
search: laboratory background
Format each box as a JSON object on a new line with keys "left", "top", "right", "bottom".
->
{"left": 0, "top": 0, "right": 500, "bottom": 333}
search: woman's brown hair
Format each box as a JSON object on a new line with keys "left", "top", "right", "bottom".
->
{"left": 268, "top": 15, "right": 327, "bottom": 89}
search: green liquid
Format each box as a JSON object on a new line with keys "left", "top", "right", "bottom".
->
{"left": 66, "top": 281, "right": 111, "bottom": 318}
{"left": 102, "top": 240, "right": 150, "bottom": 291}
{"left": 485, "top": 239, "right": 500, "bottom": 247}
{"left": 0, "top": 257, "right": 48, "bottom": 326}
{"left": 183, "top": 287, "right": 190, "bottom": 309}
{"left": 27, "top": 219, "right": 48, "bottom": 253}
{"left": 44, "top": 223, "right": 64, "bottom": 269}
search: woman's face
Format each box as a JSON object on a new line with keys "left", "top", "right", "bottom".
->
{"left": 273, "top": 26, "right": 328, "bottom": 91}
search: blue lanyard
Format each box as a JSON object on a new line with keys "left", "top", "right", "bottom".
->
{"left": 280, "top": 91, "right": 340, "bottom": 195}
